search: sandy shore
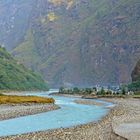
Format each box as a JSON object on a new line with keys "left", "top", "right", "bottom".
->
{"left": 0, "top": 95, "right": 139, "bottom": 140}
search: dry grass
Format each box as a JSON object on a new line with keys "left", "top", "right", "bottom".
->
{"left": 0, "top": 95, "right": 54, "bottom": 104}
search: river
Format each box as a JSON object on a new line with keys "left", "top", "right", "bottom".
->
{"left": 0, "top": 90, "right": 112, "bottom": 137}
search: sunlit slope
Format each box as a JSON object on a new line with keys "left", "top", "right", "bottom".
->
{"left": 0, "top": 47, "right": 48, "bottom": 90}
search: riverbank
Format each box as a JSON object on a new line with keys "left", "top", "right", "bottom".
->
{"left": 109, "top": 98, "right": 140, "bottom": 140}
{"left": 0, "top": 103, "right": 59, "bottom": 121}
{"left": 0, "top": 92, "right": 60, "bottom": 120}
{"left": 1, "top": 97, "right": 139, "bottom": 140}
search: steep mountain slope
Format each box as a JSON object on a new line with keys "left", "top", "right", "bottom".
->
{"left": 0, "top": 0, "right": 34, "bottom": 50}
{"left": 0, "top": 0, "right": 140, "bottom": 87}
{"left": 131, "top": 60, "right": 140, "bottom": 82}
{"left": 0, "top": 47, "right": 48, "bottom": 90}
{"left": 128, "top": 60, "right": 140, "bottom": 91}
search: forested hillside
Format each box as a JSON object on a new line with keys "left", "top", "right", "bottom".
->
{"left": 0, "top": 47, "right": 48, "bottom": 90}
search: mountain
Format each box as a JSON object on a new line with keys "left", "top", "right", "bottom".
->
{"left": 128, "top": 60, "right": 140, "bottom": 91}
{"left": 0, "top": 46, "right": 48, "bottom": 90}
{"left": 131, "top": 60, "right": 140, "bottom": 82}
{"left": 0, "top": 0, "right": 140, "bottom": 87}
{"left": 0, "top": 0, "right": 34, "bottom": 50}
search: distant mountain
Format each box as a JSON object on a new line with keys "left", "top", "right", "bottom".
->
{"left": 0, "top": 0, "right": 140, "bottom": 87}
{"left": 0, "top": 46, "right": 48, "bottom": 90}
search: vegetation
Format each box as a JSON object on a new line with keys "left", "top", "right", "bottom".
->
{"left": 59, "top": 87, "right": 97, "bottom": 95}
{"left": 128, "top": 81, "right": 140, "bottom": 91}
{"left": 127, "top": 59, "right": 140, "bottom": 92}
{"left": 132, "top": 92, "right": 140, "bottom": 98}
{"left": 58, "top": 86, "right": 138, "bottom": 98}
{"left": 97, "top": 88, "right": 106, "bottom": 96}
{"left": 0, "top": 46, "right": 48, "bottom": 90}
{"left": 0, "top": 94, "right": 54, "bottom": 104}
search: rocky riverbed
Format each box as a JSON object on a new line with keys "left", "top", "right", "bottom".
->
{"left": 110, "top": 98, "right": 140, "bottom": 140}
{"left": 0, "top": 103, "right": 59, "bottom": 121}
{"left": 0, "top": 91, "right": 140, "bottom": 140}
{"left": 74, "top": 99, "right": 106, "bottom": 106}
{"left": 0, "top": 94, "right": 139, "bottom": 140}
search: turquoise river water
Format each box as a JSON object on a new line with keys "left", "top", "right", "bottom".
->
{"left": 0, "top": 90, "right": 113, "bottom": 137}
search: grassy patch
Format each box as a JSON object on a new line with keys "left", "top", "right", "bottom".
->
{"left": 0, "top": 95, "right": 54, "bottom": 104}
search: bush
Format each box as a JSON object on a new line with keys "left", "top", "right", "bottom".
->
{"left": 85, "top": 88, "right": 93, "bottom": 94}
{"left": 59, "top": 87, "right": 65, "bottom": 93}
{"left": 73, "top": 87, "right": 80, "bottom": 93}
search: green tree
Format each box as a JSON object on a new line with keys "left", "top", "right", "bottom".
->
{"left": 100, "top": 87, "right": 105, "bottom": 95}
{"left": 73, "top": 87, "right": 80, "bottom": 94}
{"left": 59, "top": 87, "right": 65, "bottom": 93}
{"left": 85, "top": 88, "right": 92, "bottom": 94}
{"left": 93, "top": 87, "right": 97, "bottom": 92}
{"left": 121, "top": 87, "right": 126, "bottom": 95}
